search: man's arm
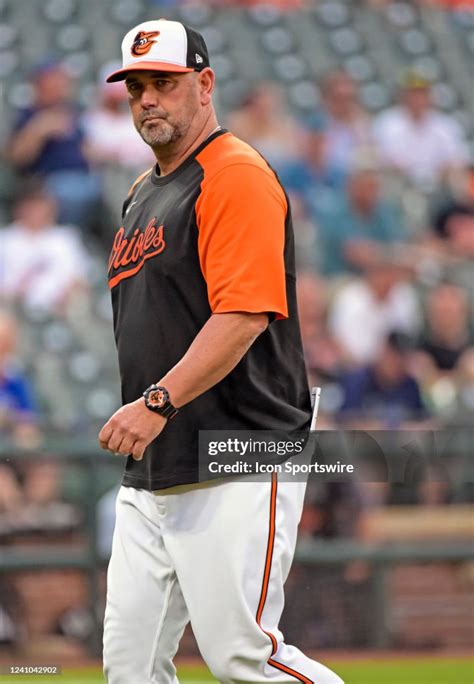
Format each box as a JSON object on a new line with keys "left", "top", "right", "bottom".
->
{"left": 98, "top": 311, "right": 268, "bottom": 460}
{"left": 8, "top": 110, "right": 72, "bottom": 167}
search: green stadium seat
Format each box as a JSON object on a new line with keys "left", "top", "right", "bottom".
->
{"left": 262, "top": 26, "right": 295, "bottom": 55}
{"left": 247, "top": 5, "right": 283, "bottom": 28}
{"left": 109, "top": 0, "right": 145, "bottom": 26}
{"left": 177, "top": 3, "right": 214, "bottom": 28}
{"left": 287, "top": 80, "right": 319, "bottom": 111}
{"left": 385, "top": 2, "right": 418, "bottom": 28}
{"left": 431, "top": 81, "right": 459, "bottom": 111}
{"left": 43, "top": 0, "right": 78, "bottom": 24}
{"left": 360, "top": 81, "right": 391, "bottom": 112}
{"left": 329, "top": 27, "right": 363, "bottom": 56}
{"left": 316, "top": 1, "right": 350, "bottom": 29}
{"left": 399, "top": 28, "right": 432, "bottom": 55}
{"left": 344, "top": 55, "right": 375, "bottom": 82}
{"left": 273, "top": 54, "right": 308, "bottom": 81}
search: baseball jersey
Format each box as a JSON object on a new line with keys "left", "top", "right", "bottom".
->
{"left": 108, "top": 129, "right": 311, "bottom": 490}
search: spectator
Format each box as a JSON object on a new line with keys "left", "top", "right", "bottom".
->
{"left": 418, "top": 283, "right": 471, "bottom": 371}
{"left": 432, "top": 202, "right": 474, "bottom": 260}
{"left": 373, "top": 70, "right": 467, "bottom": 186}
{"left": 279, "top": 114, "right": 346, "bottom": 215}
{"left": 319, "top": 70, "right": 373, "bottom": 174}
{"left": 338, "top": 331, "right": 428, "bottom": 428}
{"left": 296, "top": 272, "right": 343, "bottom": 384}
{"left": 0, "top": 309, "right": 39, "bottom": 445}
{"left": 329, "top": 263, "right": 421, "bottom": 365}
{"left": 0, "top": 183, "right": 89, "bottom": 314}
{"left": 83, "top": 64, "right": 155, "bottom": 171}
{"left": 226, "top": 83, "right": 301, "bottom": 173}
{"left": 316, "top": 160, "right": 405, "bottom": 277}
{"left": 7, "top": 59, "right": 102, "bottom": 227}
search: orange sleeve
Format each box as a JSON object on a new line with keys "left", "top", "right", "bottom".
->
{"left": 195, "top": 163, "right": 288, "bottom": 320}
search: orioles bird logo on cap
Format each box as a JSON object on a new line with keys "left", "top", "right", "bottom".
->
{"left": 131, "top": 31, "right": 160, "bottom": 56}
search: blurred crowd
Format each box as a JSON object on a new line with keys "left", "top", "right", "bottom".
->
{"left": 0, "top": 33, "right": 472, "bottom": 543}
{"left": 0, "top": 3, "right": 471, "bottom": 652}
{"left": 0, "top": 59, "right": 472, "bottom": 427}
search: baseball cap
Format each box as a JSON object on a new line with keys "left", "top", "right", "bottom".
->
{"left": 400, "top": 68, "right": 431, "bottom": 90}
{"left": 106, "top": 19, "right": 210, "bottom": 83}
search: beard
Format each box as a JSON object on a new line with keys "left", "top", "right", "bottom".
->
{"left": 135, "top": 108, "right": 189, "bottom": 147}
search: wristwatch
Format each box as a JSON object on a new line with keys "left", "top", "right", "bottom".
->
{"left": 143, "top": 384, "right": 179, "bottom": 419}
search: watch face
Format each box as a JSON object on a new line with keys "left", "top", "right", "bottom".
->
{"left": 149, "top": 388, "right": 167, "bottom": 407}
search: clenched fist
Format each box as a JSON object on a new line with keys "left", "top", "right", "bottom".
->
{"left": 99, "top": 398, "right": 166, "bottom": 461}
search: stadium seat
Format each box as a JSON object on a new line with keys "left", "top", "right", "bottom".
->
{"left": 431, "top": 81, "right": 459, "bottom": 111}
{"left": 360, "top": 81, "right": 391, "bottom": 112}
{"left": 385, "top": 2, "right": 418, "bottom": 28}
{"left": 69, "top": 352, "right": 102, "bottom": 384}
{"left": 0, "top": 23, "right": 15, "bottom": 49}
{"left": 0, "top": 50, "right": 18, "bottom": 78}
{"left": 43, "top": 0, "right": 77, "bottom": 24}
{"left": 109, "top": 0, "right": 144, "bottom": 26}
{"left": 261, "top": 26, "right": 295, "bottom": 54}
{"left": 210, "top": 54, "right": 234, "bottom": 81}
{"left": 86, "top": 387, "right": 120, "bottom": 421}
{"left": 273, "top": 54, "right": 308, "bottom": 81}
{"left": 288, "top": 80, "right": 319, "bottom": 111}
{"left": 177, "top": 3, "right": 214, "bottom": 27}
{"left": 399, "top": 28, "right": 432, "bottom": 55}
{"left": 329, "top": 27, "right": 363, "bottom": 56}
{"left": 247, "top": 4, "right": 283, "bottom": 28}
{"left": 412, "top": 55, "right": 444, "bottom": 81}
{"left": 316, "top": 1, "right": 350, "bottom": 29}
{"left": 55, "top": 24, "right": 89, "bottom": 52}
{"left": 344, "top": 55, "right": 375, "bottom": 82}
{"left": 200, "top": 26, "right": 226, "bottom": 53}
{"left": 62, "top": 52, "right": 93, "bottom": 78}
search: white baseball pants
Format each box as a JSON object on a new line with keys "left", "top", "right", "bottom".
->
{"left": 103, "top": 475, "right": 344, "bottom": 684}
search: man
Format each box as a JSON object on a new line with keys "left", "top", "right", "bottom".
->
{"left": 329, "top": 262, "right": 420, "bottom": 365}
{"left": 99, "top": 19, "right": 343, "bottom": 684}
{"left": 0, "top": 182, "right": 89, "bottom": 314}
{"left": 338, "top": 331, "right": 427, "bottom": 429}
{"left": 373, "top": 70, "right": 467, "bottom": 185}
{"left": 316, "top": 159, "right": 405, "bottom": 277}
{"left": 319, "top": 70, "right": 372, "bottom": 174}
{"left": 8, "top": 60, "right": 101, "bottom": 227}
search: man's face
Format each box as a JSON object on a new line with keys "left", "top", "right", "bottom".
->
{"left": 326, "top": 73, "right": 357, "bottom": 107}
{"left": 403, "top": 87, "right": 431, "bottom": 117}
{"left": 349, "top": 171, "right": 379, "bottom": 210}
{"left": 15, "top": 195, "right": 57, "bottom": 231}
{"left": 125, "top": 70, "right": 201, "bottom": 148}
{"left": 36, "top": 67, "right": 72, "bottom": 106}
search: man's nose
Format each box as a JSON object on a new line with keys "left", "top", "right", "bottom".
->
{"left": 140, "top": 83, "right": 160, "bottom": 109}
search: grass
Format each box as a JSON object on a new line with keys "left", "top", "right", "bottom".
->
{"left": 0, "top": 657, "right": 472, "bottom": 683}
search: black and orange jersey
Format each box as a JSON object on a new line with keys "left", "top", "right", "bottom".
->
{"left": 108, "top": 129, "right": 311, "bottom": 490}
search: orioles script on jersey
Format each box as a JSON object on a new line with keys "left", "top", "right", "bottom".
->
{"left": 108, "top": 218, "right": 166, "bottom": 288}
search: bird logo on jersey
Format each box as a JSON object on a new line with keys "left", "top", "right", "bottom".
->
{"left": 131, "top": 31, "right": 160, "bottom": 57}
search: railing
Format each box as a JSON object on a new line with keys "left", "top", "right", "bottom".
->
{"left": 0, "top": 444, "right": 473, "bottom": 655}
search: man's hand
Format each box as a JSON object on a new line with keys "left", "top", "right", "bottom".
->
{"left": 98, "top": 398, "right": 166, "bottom": 461}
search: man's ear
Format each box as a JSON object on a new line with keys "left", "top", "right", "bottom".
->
{"left": 198, "top": 68, "right": 215, "bottom": 105}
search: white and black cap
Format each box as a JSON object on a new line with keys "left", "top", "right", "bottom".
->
{"left": 106, "top": 19, "right": 210, "bottom": 83}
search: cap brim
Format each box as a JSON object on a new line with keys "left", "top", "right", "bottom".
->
{"left": 106, "top": 62, "right": 194, "bottom": 83}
